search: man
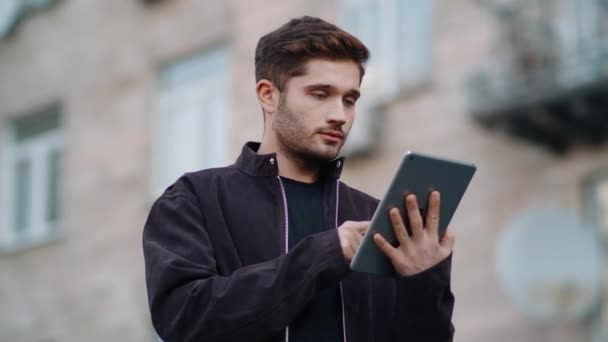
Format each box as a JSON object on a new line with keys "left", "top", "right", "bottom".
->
{"left": 143, "top": 16, "right": 455, "bottom": 342}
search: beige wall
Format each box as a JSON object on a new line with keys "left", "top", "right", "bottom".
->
{"left": 0, "top": 0, "right": 605, "bottom": 341}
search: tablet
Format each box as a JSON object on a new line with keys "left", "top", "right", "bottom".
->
{"left": 350, "top": 151, "right": 476, "bottom": 276}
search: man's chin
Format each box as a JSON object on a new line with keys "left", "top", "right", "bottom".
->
{"left": 284, "top": 140, "right": 343, "bottom": 163}
{"left": 310, "top": 145, "right": 342, "bottom": 161}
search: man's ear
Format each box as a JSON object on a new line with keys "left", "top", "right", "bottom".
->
{"left": 256, "top": 79, "right": 279, "bottom": 118}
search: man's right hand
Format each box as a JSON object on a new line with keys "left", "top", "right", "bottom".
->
{"left": 337, "top": 221, "right": 369, "bottom": 261}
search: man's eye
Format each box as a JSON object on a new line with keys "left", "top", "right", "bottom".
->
{"left": 343, "top": 98, "right": 356, "bottom": 106}
{"left": 311, "top": 92, "right": 327, "bottom": 99}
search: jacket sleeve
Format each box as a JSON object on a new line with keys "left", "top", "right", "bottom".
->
{"left": 142, "top": 193, "right": 349, "bottom": 342}
{"left": 391, "top": 254, "right": 455, "bottom": 342}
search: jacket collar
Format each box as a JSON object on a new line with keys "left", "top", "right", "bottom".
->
{"left": 234, "top": 141, "right": 345, "bottom": 180}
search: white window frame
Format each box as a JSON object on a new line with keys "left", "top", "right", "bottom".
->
{"left": 0, "top": 115, "right": 63, "bottom": 252}
{"left": 150, "top": 46, "right": 231, "bottom": 199}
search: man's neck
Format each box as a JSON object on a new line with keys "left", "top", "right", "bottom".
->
{"left": 276, "top": 152, "right": 320, "bottom": 183}
{"left": 258, "top": 140, "right": 320, "bottom": 183}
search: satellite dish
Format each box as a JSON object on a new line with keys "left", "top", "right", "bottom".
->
{"left": 496, "top": 208, "right": 603, "bottom": 321}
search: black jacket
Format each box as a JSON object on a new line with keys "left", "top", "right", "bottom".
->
{"left": 143, "top": 142, "right": 455, "bottom": 342}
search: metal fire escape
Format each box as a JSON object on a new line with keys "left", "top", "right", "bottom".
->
{"left": 468, "top": 0, "right": 608, "bottom": 154}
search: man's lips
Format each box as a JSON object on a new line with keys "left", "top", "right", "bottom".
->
{"left": 319, "top": 130, "right": 344, "bottom": 140}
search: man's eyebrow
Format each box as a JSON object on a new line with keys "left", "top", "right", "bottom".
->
{"left": 304, "top": 83, "right": 361, "bottom": 99}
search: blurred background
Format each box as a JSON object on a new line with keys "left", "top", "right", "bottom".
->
{"left": 1, "top": 0, "right": 608, "bottom": 341}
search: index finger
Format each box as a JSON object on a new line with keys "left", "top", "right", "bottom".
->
{"left": 426, "top": 191, "right": 441, "bottom": 238}
{"left": 373, "top": 233, "right": 397, "bottom": 260}
{"left": 352, "top": 221, "right": 370, "bottom": 234}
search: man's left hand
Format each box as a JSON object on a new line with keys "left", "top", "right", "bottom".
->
{"left": 373, "top": 191, "right": 455, "bottom": 276}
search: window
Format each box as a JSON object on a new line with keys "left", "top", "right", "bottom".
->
{"left": 337, "top": 0, "right": 434, "bottom": 156}
{"left": 551, "top": 0, "right": 606, "bottom": 87}
{"left": 0, "top": 0, "right": 57, "bottom": 39}
{"left": 1, "top": 108, "right": 63, "bottom": 251}
{"left": 582, "top": 171, "right": 608, "bottom": 342}
{"left": 150, "top": 46, "right": 230, "bottom": 198}
{"left": 583, "top": 171, "right": 608, "bottom": 244}
{"left": 339, "top": 0, "right": 434, "bottom": 100}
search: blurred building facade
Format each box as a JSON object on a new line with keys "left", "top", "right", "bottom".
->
{"left": 0, "top": 0, "right": 607, "bottom": 341}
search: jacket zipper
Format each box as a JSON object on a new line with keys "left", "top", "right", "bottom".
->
{"left": 277, "top": 177, "right": 347, "bottom": 342}
{"left": 335, "top": 179, "right": 348, "bottom": 342}
{"left": 277, "top": 176, "right": 290, "bottom": 342}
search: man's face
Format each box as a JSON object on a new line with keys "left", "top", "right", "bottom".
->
{"left": 272, "top": 59, "right": 361, "bottom": 162}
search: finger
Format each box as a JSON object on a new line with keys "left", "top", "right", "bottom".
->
{"left": 351, "top": 240, "right": 363, "bottom": 259}
{"left": 440, "top": 226, "right": 456, "bottom": 252}
{"left": 345, "top": 229, "right": 362, "bottom": 251}
{"left": 354, "top": 221, "right": 370, "bottom": 235}
{"left": 348, "top": 230, "right": 364, "bottom": 258}
{"left": 426, "top": 191, "right": 441, "bottom": 238}
{"left": 343, "top": 236, "right": 357, "bottom": 261}
{"left": 353, "top": 228, "right": 364, "bottom": 246}
{"left": 348, "top": 243, "right": 357, "bottom": 260}
{"left": 373, "top": 233, "right": 397, "bottom": 259}
{"left": 405, "top": 194, "right": 424, "bottom": 237}
{"left": 342, "top": 220, "right": 368, "bottom": 234}
{"left": 389, "top": 207, "right": 410, "bottom": 245}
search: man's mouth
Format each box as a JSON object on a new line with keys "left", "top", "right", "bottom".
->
{"left": 319, "top": 130, "right": 344, "bottom": 142}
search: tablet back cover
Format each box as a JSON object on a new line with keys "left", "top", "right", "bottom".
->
{"left": 350, "top": 151, "right": 476, "bottom": 276}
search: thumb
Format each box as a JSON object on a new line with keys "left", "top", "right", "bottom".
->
{"left": 355, "top": 221, "right": 370, "bottom": 234}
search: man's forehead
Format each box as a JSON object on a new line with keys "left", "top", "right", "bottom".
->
{"left": 292, "top": 59, "right": 361, "bottom": 89}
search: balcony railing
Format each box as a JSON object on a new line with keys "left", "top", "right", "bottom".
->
{"left": 467, "top": 0, "right": 608, "bottom": 153}
{"left": 469, "top": 39, "right": 608, "bottom": 119}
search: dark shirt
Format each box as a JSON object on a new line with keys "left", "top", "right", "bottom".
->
{"left": 281, "top": 177, "right": 342, "bottom": 342}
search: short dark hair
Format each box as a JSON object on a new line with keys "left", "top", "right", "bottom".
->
{"left": 255, "top": 16, "right": 370, "bottom": 91}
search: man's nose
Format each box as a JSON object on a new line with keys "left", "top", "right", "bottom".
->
{"left": 326, "top": 101, "right": 347, "bottom": 124}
